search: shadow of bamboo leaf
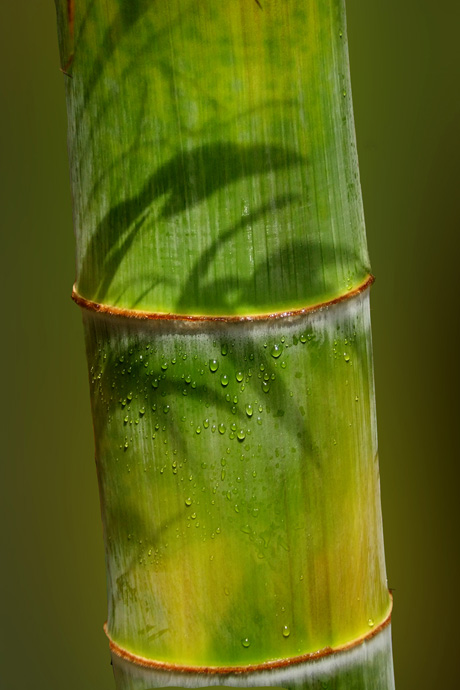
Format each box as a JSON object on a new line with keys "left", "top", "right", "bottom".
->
{"left": 90, "top": 335, "right": 253, "bottom": 427}
{"left": 79, "top": 0, "right": 200, "bottom": 115}
{"left": 81, "top": 0, "right": 158, "bottom": 105}
{"left": 78, "top": 142, "right": 305, "bottom": 301}
{"left": 176, "top": 193, "right": 300, "bottom": 311}
{"left": 157, "top": 142, "right": 304, "bottom": 220}
{"left": 179, "top": 237, "right": 358, "bottom": 314}
{"left": 239, "top": 331, "right": 316, "bottom": 469}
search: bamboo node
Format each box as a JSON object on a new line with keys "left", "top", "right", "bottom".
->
{"left": 72, "top": 275, "right": 375, "bottom": 323}
{"left": 104, "top": 593, "right": 392, "bottom": 674}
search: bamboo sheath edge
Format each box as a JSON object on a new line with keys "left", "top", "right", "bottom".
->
{"left": 104, "top": 593, "right": 392, "bottom": 675}
{"left": 72, "top": 275, "right": 375, "bottom": 323}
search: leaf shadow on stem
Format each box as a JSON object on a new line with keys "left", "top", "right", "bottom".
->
{"left": 78, "top": 141, "right": 306, "bottom": 302}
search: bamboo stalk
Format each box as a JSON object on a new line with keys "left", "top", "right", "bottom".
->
{"left": 54, "top": 1, "right": 395, "bottom": 687}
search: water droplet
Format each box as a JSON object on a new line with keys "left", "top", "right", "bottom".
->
{"left": 218, "top": 423, "right": 226, "bottom": 435}
{"left": 209, "top": 359, "right": 219, "bottom": 372}
{"left": 245, "top": 404, "right": 253, "bottom": 417}
{"left": 161, "top": 362, "right": 168, "bottom": 370}
{"left": 139, "top": 407, "right": 145, "bottom": 416}
{"left": 236, "top": 371, "right": 244, "bottom": 382}
{"left": 127, "top": 392, "right": 133, "bottom": 401}
{"left": 300, "top": 334, "right": 307, "bottom": 343}
{"left": 221, "top": 343, "right": 228, "bottom": 356}
{"left": 344, "top": 353, "right": 350, "bottom": 363}
{"left": 237, "top": 429, "right": 246, "bottom": 441}
{"left": 185, "top": 374, "right": 192, "bottom": 384}
{"left": 262, "top": 381, "right": 271, "bottom": 393}
{"left": 196, "top": 426, "right": 201, "bottom": 435}
{"left": 191, "top": 512, "right": 197, "bottom": 520}
{"left": 242, "top": 638, "right": 250, "bottom": 648}
{"left": 124, "top": 415, "right": 129, "bottom": 423}
{"left": 152, "top": 379, "right": 159, "bottom": 389}
{"left": 342, "top": 90, "right": 347, "bottom": 98}
{"left": 163, "top": 405, "right": 170, "bottom": 414}
{"left": 282, "top": 625, "right": 290, "bottom": 638}
{"left": 221, "top": 374, "right": 229, "bottom": 387}
{"left": 185, "top": 497, "right": 192, "bottom": 506}
{"left": 203, "top": 419, "right": 209, "bottom": 429}
{"left": 271, "top": 344, "right": 282, "bottom": 358}
{"left": 368, "top": 618, "right": 374, "bottom": 628}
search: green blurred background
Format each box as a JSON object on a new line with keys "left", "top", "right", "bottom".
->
{"left": 1, "top": 1, "right": 458, "bottom": 688}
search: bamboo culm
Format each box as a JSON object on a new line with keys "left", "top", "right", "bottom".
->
{"left": 54, "top": 1, "right": 395, "bottom": 688}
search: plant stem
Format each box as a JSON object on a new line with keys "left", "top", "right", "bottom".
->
{"left": 54, "top": 1, "right": 395, "bottom": 687}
